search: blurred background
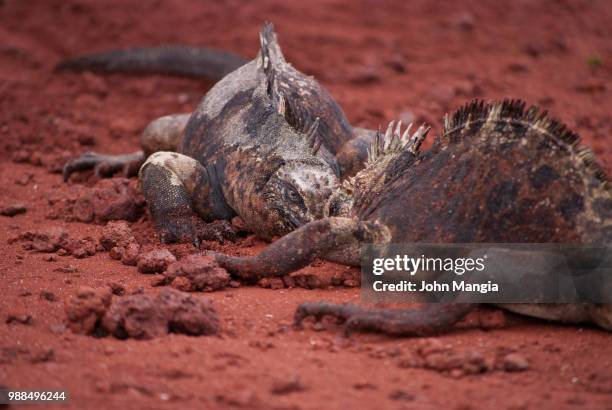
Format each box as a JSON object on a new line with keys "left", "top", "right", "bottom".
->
{"left": 1, "top": 0, "right": 610, "bottom": 172}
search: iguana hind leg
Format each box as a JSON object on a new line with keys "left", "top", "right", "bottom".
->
{"left": 294, "top": 303, "right": 475, "bottom": 336}
{"left": 63, "top": 113, "right": 190, "bottom": 181}
{"left": 140, "top": 151, "right": 235, "bottom": 245}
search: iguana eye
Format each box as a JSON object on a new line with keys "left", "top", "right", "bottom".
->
{"left": 284, "top": 186, "right": 302, "bottom": 203}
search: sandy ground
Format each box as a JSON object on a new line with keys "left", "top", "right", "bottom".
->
{"left": 1, "top": 0, "right": 612, "bottom": 409}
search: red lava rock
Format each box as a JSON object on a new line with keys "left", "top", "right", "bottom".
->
{"left": 109, "top": 246, "right": 123, "bottom": 260}
{"left": 159, "top": 254, "right": 230, "bottom": 291}
{"left": 348, "top": 65, "right": 381, "bottom": 84}
{"left": 16, "top": 227, "right": 69, "bottom": 252}
{"left": 64, "top": 286, "right": 112, "bottom": 335}
{"left": 42, "top": 254, "right": 57, "bottom": 262}
{"left": 100, "top": 220, "right": 140, "bottom": 264}
{"left": 76, "top": 179, "right": 145, "bottom": 223}
{"left": 291, "top": 273, "right": 323, "bottom": 289}
{"left": 0, "top": 203, "right": 27, "bottom": 216}
{"left": 101, "top": 288, "right": 219, "bottom": 339}
{"left": 137, "top": 249, "right": 177, "bottom": 274}
{"left": 6, "top": 313, "right": 33, "bottom": 325}
{"left": 389, "top": 389, "right": 415, "bottom": 402}
{"left": 503, "top": 353, "right": 530, "bottom": 372}
{"left": 11, "top": 149, "right": 30, "bottom": 163}
{"left": 258, "top": 277, "right": 285, "bottom": 290}
{"left": 30, "top": 348, "right": 55, "bottom": 363}
{"left": 40, "top": 291, "right": 57, "bottom": 302}
{"left": 282, "top": 275, "right": 295, "bottom": 288}
{"left": 414, "top": 340, "right": 488, "bottom": 375}
{"left": 120, "top": 242, "right": 140, "bottom": 266}
{"left": 451, "top": 12, "right": 475, "bottom": 31}
{"left": 108, "top": 282, "right": 126, "bottom": 296}
{"left": 100, "top": 221, "right": 136, "bottom": 250}
{"left": 478, "top": 308, "right": 507, "bottom": 329}
{"left": 15, "top": 172, "right": 34, "bottom": 186}
{"left": 270, "top": 376, "right": 306, "bottom": 395}
{"left": 63, "top": 236, "right": 97, "bottom": 258}
{"left": 53, "top": 179, "right": 145, "bottom": 223}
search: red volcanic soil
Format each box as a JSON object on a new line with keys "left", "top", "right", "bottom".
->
{"left": 1, "top": 0, "right": 612, "bottom": 409}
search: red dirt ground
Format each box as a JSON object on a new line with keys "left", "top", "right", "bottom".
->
{"left": 1, "top": 0, "right": 612, "bottom": 409}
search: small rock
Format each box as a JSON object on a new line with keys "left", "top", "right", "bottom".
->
{"left": 42, "top": 254, "right": 58, "bottom": 262}
{"left": 64, "top": 237, "right": 97, "bottom": 258}
{"left": 64, "top": 286, "right": 112, "bottom": 335}
{"left": 108, "top": 282, "right": 126, "bottom": 296}
{"left": 161, "top": 254, "right": 230, "bottom": 291}
{"left": 102, "top": 288, "right": 219, "bottom": 339}
{"left": 6, "top": 314, "right": 33, "bottom": 325}
{"left": 503, "top": 353, "right": 530, "bottom": 372}
{"left": 40, "top": 291, "right": 57, "bottom": 302}
{"left": 270, "top": 376, "right": 306, "bottom": 395}
{"left": 71, "top": 179, "right": 145, "bottom": 223}
{"left": 100, "top": 221, "right": 136, "bottom": 251}
{"left": 31, "top": 348, "right": 55, "bottom": 363}
{"left": 0, "top": 204, "right": 27, "bottom": 217}
{"left": 268, "top": 278, "right": 284, "bottom": 290}
{"left": 137, "top": 249, "right": 177, "bottom": 274}
{"left": 452, "top": 12, "right": 475, "bottom": 31}
{"left": 17, "top": 227, "right": 68, "bottom": 252}
{"left": 15, "top": 173, "right": 34, "bottom": 186}
{"left": 120, "top": 242, "right": 140, "bottom": 266}
{"left": 478, "top": 308, "right": 506, "bottom": 329}
{"left": 349, "top": 65, "right": 380, "bottom": 84}
{"left": 389, "top": 389, "right": 415, "bottom": 401}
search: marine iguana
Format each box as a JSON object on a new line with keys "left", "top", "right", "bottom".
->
{"left": 62, "top": 24, "right": 373, "bottom": 244}
{"left": 209, "top": 100, "right": 612, "bottom": 335}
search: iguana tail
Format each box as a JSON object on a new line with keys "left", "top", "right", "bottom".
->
{"left": 55, "top": 46, "right": 248, "bottom": 80}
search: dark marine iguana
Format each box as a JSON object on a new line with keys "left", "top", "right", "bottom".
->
{"left": 62, "top": 24, "right": 373, "bottom": 244}
{"left": 208, "top": 99, "right": 612, "bottom": 335}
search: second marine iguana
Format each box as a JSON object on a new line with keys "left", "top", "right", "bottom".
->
{"left": 209, "top": 99, "right": 612, "bottom": 335}
{"left": 62, "top": 24, "right": 372, "bottom": 244}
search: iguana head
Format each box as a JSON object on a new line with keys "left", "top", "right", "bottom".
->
{"left": 264, "top": 158, "right": 338, "bottom": 234}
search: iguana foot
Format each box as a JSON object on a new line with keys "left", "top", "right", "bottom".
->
{"left": 294, "top": 302, "right": 475, "bottom": 337}
{"left": 63, "top": 151, "right": 145, "bottom": 181}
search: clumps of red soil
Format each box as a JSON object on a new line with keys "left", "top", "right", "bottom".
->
{"left": 64, "top": 286, "right": 219, "bottom": 339}
{"left": 46, "top": 178, "right": 145, "bottom": 223}
{"left": 12, "top": 147, "right": 74, "bottom": 174}
{"left": 396, "top": 338, "right": 529, "bottom": 377}
{"left": 137, "top": 249, "right": 177, "bottom": 273}
{"left": 153, "top": 253, "right": 231, "bottom": 292}
{"left": 0, "top": 203, "right": 27, "bottom": 216}
{"left": 258, "top": 266, "right": 360, "bottom": 290}
{"left": 100, "top": 220, "right": 141, "bottom": 265}
{"left": 8, "top": 226, "right": 100, "bottom": 258}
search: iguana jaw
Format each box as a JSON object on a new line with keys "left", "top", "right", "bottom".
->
{"left": 264, "top": 159, "right": 339, "bottom": 233}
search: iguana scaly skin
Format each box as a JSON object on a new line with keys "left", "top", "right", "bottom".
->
{"left": 63, "top": 24, "right": 370, "bottom": 244}
{"left": 211, "top": 100, "right": 612, "bottom": 335}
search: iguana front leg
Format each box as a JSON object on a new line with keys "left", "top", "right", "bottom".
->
{"left": 140, "top": 151, "right": 235, "bottom": 245}
{"left": 64, "top": 113, "right": 190, "bottom": 181}
{"left": 294, "top": 302, "right": 475, "bottom": 337}
{"left": 210, "top": 217, "right": 389, "bottom": 280}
